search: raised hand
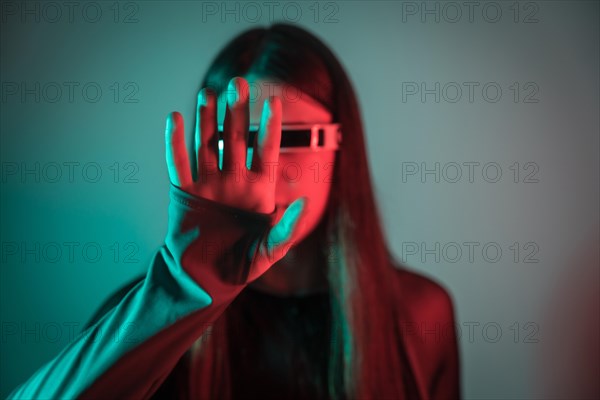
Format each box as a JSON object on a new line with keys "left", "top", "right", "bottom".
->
{"left": 164, "top": 77, "right": 309, "bottom": 281}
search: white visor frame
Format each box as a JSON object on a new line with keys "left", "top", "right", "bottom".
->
{"left": 217, "top": 123, "right": 342, "bottom": 153}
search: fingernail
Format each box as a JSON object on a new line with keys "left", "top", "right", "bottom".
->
{"left": 263, "top": 98, "right": 271, "bottom": 119}
{"left": 198, "top": 89, "right": 207, "bottom": 107}
{"left": 200, "top": 88, "right": 216, "bottom": 108}
{"left": 227, "top": 78, "right": 248, "bottom": 107}
{"left": 227, "top": 79, "right": 237, "bottom": 107}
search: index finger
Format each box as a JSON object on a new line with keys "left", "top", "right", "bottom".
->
{"left": 165, "top": 112, "right": 192, "bottom": 187}
{"left": 251, "top": 96, "right": 282, "bottom": 172}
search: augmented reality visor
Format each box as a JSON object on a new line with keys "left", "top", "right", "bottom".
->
{"left": 217, "top": 123, "right": 342, "bottom": 153}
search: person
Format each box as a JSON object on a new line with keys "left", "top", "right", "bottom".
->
{"left": 7, "top": 24, "right": 461, "bottom": 400}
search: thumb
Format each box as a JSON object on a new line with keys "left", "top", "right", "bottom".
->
{"left": 264, "top": 196, "right": 310, "bottom": 263}
{"left": 246, "top": 197, "right": 310, "bottom": 282}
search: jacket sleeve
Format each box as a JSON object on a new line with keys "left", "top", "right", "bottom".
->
{"left": 7, "top": 183, "right": 276, "bottom": 400}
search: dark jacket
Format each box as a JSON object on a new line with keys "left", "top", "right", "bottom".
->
{"left": 8, "top": 185, "right": 460, "bottom": 399}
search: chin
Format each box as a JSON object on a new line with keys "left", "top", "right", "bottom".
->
{"left": 283, "top": 226, "right": 305, "bottom": 250}
{"left": 291, "top": 213, "right": 325, "bottom": 249}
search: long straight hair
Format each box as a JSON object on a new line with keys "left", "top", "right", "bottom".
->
{"left": 188, "top": 23, "right": 408, "bottom": 399}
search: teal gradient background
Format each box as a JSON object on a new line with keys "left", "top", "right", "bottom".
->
{"left": 1, "top": 1, "right": 598, "bottom": 398}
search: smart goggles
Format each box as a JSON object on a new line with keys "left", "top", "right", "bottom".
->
{"left": 217, "top": 123, "right": 342, "bottom": 153}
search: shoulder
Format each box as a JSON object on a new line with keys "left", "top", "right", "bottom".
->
{"left": 387, "top": 261, "right": 461, "bottom": 397}
{"left": 389, "top": 261, "right": 457, "bottom": 324}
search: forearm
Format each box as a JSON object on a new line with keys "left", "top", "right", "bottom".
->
{"left": 8, "top": 184, "right": 274, "bottom": 399}
{"left": 8, "top": 246, "right": 241, "bottom": 400}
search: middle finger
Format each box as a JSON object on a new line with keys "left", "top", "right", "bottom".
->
{"left": 222, "top": 77, "right": 250, "bottom": 173}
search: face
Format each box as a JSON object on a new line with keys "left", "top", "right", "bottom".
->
{"left": 218, "top": 76, "right": 336, "bottom": 244}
